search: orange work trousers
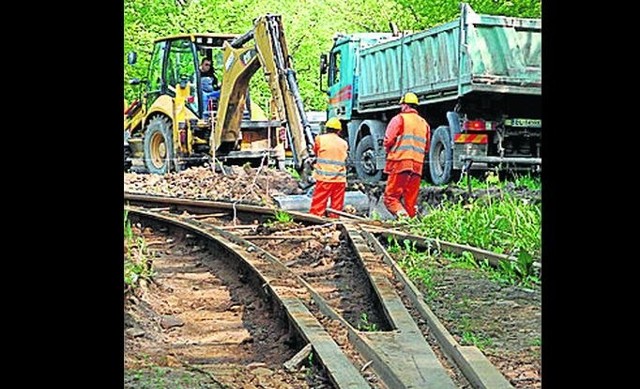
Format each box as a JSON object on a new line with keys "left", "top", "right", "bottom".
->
{"left": 383, "top": 170, "right": 421, "bottom": 217}
{"left": 309, "top": 181, "right": 346, "bottom": 218}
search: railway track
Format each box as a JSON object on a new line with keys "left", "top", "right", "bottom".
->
{"left": 124, "top": 193, "right": 532, "bottom": 388}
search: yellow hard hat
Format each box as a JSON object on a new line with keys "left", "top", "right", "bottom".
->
{"left": 399, "top": 92, "right": 419, "bottom": 105}
{"left": 325, "top": 117, "right": 342, "bottom": 131}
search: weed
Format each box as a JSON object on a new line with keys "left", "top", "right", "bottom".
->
{"left": 286, "top": 166, "right": 301, "bottom": 180}
{"left": 387, "top": 238, "right": 439, "bottom": 300}
{"left": 305, "top": 352, "right": 315, "bottom": 378}
{"left": 358, "top": 312, "right": 379, "bottom": 332}
{"left": 461, "top": 330, "right": 493, "bottom": 351}
{"left": 124, "top": 211, "right": 154, "bottom": 290}
{"left": 512, "top": 173, "right": 541, "bottom": 190}
{"left": 124, "top": 209, "right": 133, "bottom": 242}
{"left": 402, "top": 192, "right": 541, "bottom": 270}
{"left": 265, "top": 209, "right": 294, "bottom": 228}
{"left": 459, "top": 316, "right": 492, "bottom": 351}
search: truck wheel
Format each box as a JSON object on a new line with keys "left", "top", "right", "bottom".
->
{"left": 429, "top": 126, "right": 453, "bottom": 185}
{"left": 143, "top": 115, "right": 174, "bottom": 175}
{"left": 355, "top": 135, "right": 383, "bottom": 184}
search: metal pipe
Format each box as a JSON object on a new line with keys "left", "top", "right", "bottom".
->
{"left": 231, "top": 30, "right": 254, "bottom": 48}
{"left": 285, "top": 69, "right": 315, "bottom": 151}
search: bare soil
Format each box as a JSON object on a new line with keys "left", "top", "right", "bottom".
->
{"left": 124, "top": 222, "right": 332, "bottom": 388}
{"left": 387, "top": 250, "right": 542, "bottom": 389}
{"left": 124, "top": 166, "right": 304, "bottom": 207}
{"left": 124, "top": 167, "right": 542, "bottom": 388}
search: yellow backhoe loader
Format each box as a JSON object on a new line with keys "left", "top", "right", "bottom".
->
{"left": 124, "top": 15, "right": 315, "bottom": 185}
{"left": 124, "top": 15, "right": 368, "bottom": 212}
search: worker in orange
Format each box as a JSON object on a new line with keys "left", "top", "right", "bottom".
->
{"left": 309, "top": 117, "right": 349, "bottom": 218}
{"left": 382, "top": 92, "right": 430, "bottom": 218}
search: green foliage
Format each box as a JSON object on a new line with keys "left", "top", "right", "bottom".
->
{"left": 455, "top": 171, "right": 541, "bottom": 191}
{"left": 124, "top": 209, "right": 133, "bottom": 242}
{"left": 459, "top": 316, "right": 493, "bottom": 350}
{"left": 286, "top": 166, "right": 301, "bottom": 180}
{"left": 461, "top": 329, "right": 493, "bottom": 350}
{"left": 402, "top": 192, "right": 541, "bottom": 261}
{"left": 394, "top": 0, "right": 541, "bottom": 31}
{"left": 455, "top": 174, "right": 491, "bottom": 190}
{"left": 265, "top": 209, "right": 294, "bottom": 228}
{"left": 274, "top": 209, "right": 294, "bottom": 223}
{"left": 513, "top": 173, "right": 541, "bottom": 190}
{"left": 446, "top": 250, "right": 539, "bottom": 288}
{"left": 124, "top": 211, "right": 154, "bottom": 289}
{"left": 125, "top": 0, "right": 540, "bottom": 108}
{"left": 388, "top": 238, "right": 438, "bottom": 300}
{"left": 358, "top": 312, "right": 379, "bottom": 332}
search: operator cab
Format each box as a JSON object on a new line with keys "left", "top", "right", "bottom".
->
{"left": 144, "top": 34, "right": 243, "bottom": 119}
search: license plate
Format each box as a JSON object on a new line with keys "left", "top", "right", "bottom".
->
{"left": 505, "top": 118, "right": 542, "bottom": 128}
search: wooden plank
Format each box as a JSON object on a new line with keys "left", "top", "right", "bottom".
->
{"left": 283, "top": 343, "right": 312, "bottom": 372}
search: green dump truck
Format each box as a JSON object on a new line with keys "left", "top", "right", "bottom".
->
{"left": 319, "top": 3, "right": 541, "bottom": 184}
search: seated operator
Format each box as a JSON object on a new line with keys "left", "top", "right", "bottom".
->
{"left": 199, "top": 58, "right": 220, "bottom": 90}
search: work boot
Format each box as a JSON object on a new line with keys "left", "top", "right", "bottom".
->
{"left": 395, "top": 209, "right": 408, "bottom": 219}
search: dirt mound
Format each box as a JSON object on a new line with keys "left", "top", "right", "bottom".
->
{"left": 124, "top": 166, "right": 304, "bottom": 206}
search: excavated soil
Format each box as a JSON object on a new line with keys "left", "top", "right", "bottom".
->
{"left": 124, "top": 165, "right": 304, "bottom": 207}
{"left": 124, "top": 222, "right": 332, "bottom": 388}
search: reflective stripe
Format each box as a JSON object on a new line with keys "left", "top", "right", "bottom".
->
{"left": 386, "top": 112, "right": 429, "bottom": 164}
{"left": 316, "top": 158, "right": 346, "bottom": 167}
{"left": 315, "top": 170, "right": 347, "bottom": 177}
{"left": 313, "top": 133, "right": 348, "bottom": 183}
{"left": 394, "top": 145, "right": 427, "bottom": 154}
{"left": 398, "top": 134, "right": 426, "bottom": 143}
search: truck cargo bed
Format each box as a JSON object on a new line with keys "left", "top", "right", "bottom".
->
{"left": 356, "top": 4, "right": 541, "bottom": 112}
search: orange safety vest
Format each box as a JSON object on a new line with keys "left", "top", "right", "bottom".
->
{"left": 312, "top": 133, "right": 348, "bottom": 183}
{"left": 386, "top": 113, "right": 428, "bottom": 164}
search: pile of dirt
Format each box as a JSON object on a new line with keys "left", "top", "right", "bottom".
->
{"left": 124, "top": 166, "right": 304, "bottom": 206}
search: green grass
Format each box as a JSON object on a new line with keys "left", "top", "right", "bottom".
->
{"left": 444, "top": 249, "right": 539, "bottom": 288}
{"left": 461, "top": 330, "right": 493, "bottom": 351}
{"left": 125, "top": 366, "right": 218, "bottom": 388}
{"left": 397, "top": 192, "right": 541, "bottom": 261}
{"left": 459, "top": 317, "right": 493, "bottom": 351}
{"left": 124, "top": 210, "right": 154, "bottom": 290}
{"left": 387, "top": 237, "right": 439, "bottom": 301}
{"left": 454, "top": 172, "right": 541, "bottom": 191}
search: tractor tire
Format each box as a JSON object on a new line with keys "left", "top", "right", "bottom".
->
{"left": 143, "top": 115, "right": 174, "bottom": 175}
{"left": 428, "top": 126, "right": 453, "bottom": 185}
{"left": 124, "top": 146, "right": 132, "bottom": 172}
{"left": 354, "top": 135, "right": 383, "bottom": 184}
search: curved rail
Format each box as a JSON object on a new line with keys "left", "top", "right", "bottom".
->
{"left": 125, "top": 201, "right": 517, "bottom": 388}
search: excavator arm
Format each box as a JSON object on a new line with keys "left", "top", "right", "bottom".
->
{"left": 212, "top": 14, "right": 316, "bottom": 184}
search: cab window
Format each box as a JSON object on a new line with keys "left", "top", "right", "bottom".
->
{"left": 164, "top": 38, "right": 199, "bottom": 112}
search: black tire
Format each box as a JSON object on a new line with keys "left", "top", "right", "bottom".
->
{"left": 354, "top": 135, "right": 383, "bottom": 184}
{"left": 143, "top": 115, "right": 174, "bottom": 175}
{"left": 124, "top": 146, "right": 132, "bottom": 172}
{"left": 428, "top": 126, "right": 453, "bottom": 185}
